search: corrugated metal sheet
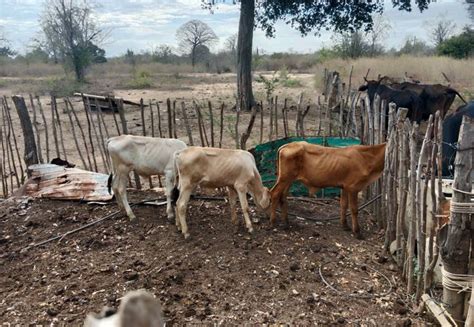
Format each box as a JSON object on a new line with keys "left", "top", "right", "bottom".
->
{"left": 19, "top": 164, "right": 113, "bottom": 201}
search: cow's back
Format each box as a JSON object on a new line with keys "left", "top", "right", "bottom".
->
{"left": 108, "top": 135, "right": 186, "bottom": 175}
{"left": 278, "top": 142, "right": 385, "bottom": 191}
{"left": 176, "top": 147, "right": 256, "bottom": 188}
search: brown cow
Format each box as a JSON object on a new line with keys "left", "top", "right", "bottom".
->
{"left": 270, "top": 142, "right": 386, "bottom": 239}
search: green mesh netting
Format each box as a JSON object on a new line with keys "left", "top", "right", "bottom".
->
{"left": 250, "top": 137, "right": 361, "bottom": 197}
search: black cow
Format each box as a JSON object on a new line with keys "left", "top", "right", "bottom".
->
{"left": 441, "top": 101, "right": 474, "bottom": 177}
{"left": 50, "top": 157, "right": 75, "bottom": 168}
{"left": 393, "top": 82, "right": 466, "bottom": 119}
{"left": 358, "top": 79, "right": 424, "bottom": 123}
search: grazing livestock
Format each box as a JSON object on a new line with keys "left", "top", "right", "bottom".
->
{"left": 441, "top": 101, "right": 474, "bottom": 177}
{"left": 84, "top": 290, "right": 165, "bottom": 327}
{"left": 270, "top": 142, "right": 386, "bottom": 239}
{"left": 107, "top": 135, "right": 186, "bottom": 220}
{"left": 171, "top": 147, "right": 271, "bottom": 239}
{"left": 358, "top": 79, "right": 424, "bottom": 123}
{"left": 395, "top": 82, "right": 466, "bottom": 119}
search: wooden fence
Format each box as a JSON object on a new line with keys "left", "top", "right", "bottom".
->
{"left": 361, "top": 93, "right": 474, "bottom": 325}
{"left": 0, "top": 72, "right": 360, "bottom": 198}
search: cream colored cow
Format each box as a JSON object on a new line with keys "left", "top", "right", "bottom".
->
{"left": 172, "top": 147, "right": 271, "bottom": 239}
{"left": 107, "top": 135, "right": 186, "bottom": 220}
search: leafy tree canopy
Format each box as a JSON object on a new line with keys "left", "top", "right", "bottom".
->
{"left": 437, "top": 27, "right": 474, "bottom": 59}
{"left": 204, "top": 1, "right": 430, "bottom": 36}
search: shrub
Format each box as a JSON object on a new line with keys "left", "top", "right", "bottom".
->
{"left": 45, "top": 77, "right": 84, "bottom": 97}
{"left": 438, "top": 27, "right": 474, "bottom": 59}
{"left": 127, "top": 70, "right": 153, "bottom": 89}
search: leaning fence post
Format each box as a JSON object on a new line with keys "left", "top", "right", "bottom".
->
{"left": 440, "top": 115, "right": 473, "bottom": 322}
{"left": 29, "top": 94, "right": 43, "bottom": 163}
{"left": 12, "top": 96, "right": 39, "bottom": 174}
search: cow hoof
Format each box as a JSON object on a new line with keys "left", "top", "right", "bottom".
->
{"left": 183, "top": 233, "right": 190, "bottom": 240}
{"left": 342, "top": 224, "right": 351, "bottom": 231}
{"left": 248, "top": 227, "right": 254, "bottom": 234}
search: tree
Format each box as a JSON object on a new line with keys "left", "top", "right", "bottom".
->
{"left": 39, "top": 0, "right": 106, "bottom": 81}
{"left": 0, "top": 28, "right": 15, "bottom": 58}
{"left": 332, "top": 31, "right": 370, "bottom": 59}
{"left": 428, "top": 19, "right": 456, "bottom": 47}
{"left": 438, "top": 27, "right": 474, "bottom": 58}
{"left": 368, "top": 15, "right": 392, "bottom": 56}
{"left": 225, "top": 33, "right": 238, "bottom": 55}
{"left": 204, "top": 0, "right": 431, "bottom": 111}
{"left": 399, "top": 36, "right": 433, "bottom": 55}
{"left": 176, "top": 20, "right": 217, "bottom": 67}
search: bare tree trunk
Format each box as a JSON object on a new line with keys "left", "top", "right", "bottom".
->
{"left": 236, "top": 0, "right": 255, "bottom": 111}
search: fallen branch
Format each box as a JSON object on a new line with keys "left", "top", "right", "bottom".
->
{"left": 421, "top": 294, "right": 455, "bottom": 327}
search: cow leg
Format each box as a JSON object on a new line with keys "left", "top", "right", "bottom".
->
{"left": 340, "top": 189, "right": 350, "bottom": 231}
{"left": 164, "top": 170, "right": 175, "bottom": 220}
{"left": 281, "top": 185, "right": 291, "bottom": 227}
{"left": 176, "top": 186, "right": 192, "bottom": 239}
{"left": 270, "top": 181, "right": 290, "bottom": 226}
{"left": 114, "top": 170, "right": 136, "bottom": 221}
{"left": 236, "top": 185, "right": 253, "bottom": 234}
{"left": 227, "top": 187, "right": 238, "bottom": 226}
{"left": 348, "top": 191, "right": 362, "bottom": 239}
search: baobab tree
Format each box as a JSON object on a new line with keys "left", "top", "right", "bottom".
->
{"left": 204, "top": 0, "right": 432, "bottom": 111}
{"left": 176, "top": 20, "right": 218, "bottom": 67}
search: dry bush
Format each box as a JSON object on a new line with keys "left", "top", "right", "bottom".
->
{"left": 0, "top": 60, "right": 64, "bottom": 77}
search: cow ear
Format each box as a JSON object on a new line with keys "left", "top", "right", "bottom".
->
{"left": 358, "top": 85, "right": 368, "bottom": 92}
{"left": 363, "top": 76, "right": 368, "bottom": 82}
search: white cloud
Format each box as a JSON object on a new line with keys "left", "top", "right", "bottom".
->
{"left": 0, "top": 0, "right": 471, "bottom": 56}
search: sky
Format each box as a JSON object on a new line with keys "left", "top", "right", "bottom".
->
{"left": 0, "top": 0, "right": 472, "bottom": 57}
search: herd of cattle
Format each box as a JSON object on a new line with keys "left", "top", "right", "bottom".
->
{"left": 105, "top": 76, "right": 472, "bottom": 242}
{"left": 85, "top": 76, "right": 474, "bottom": 325}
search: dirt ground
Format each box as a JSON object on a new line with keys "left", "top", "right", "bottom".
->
{"left": 0, "top": 190, "right": 432, "bottom": 325}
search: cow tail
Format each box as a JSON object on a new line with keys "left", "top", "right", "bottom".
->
{"left": 447, "top": 88, "right": 467, "bottom": 104}
{"left": 107, "top": 173, "right": 113, "bottom": 195}
{"left": 170, "top": 151, "right": 181, "bottom": 206}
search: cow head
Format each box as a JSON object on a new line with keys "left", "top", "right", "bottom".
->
{"left": 358, "top": 77, "right": 381, "bottom": 103}
{"left": 256, "top": 187, "right": 271, "bottom": 212}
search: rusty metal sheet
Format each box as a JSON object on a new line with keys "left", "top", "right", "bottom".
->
{"left": 18, "top": 164, "right": 113, "bottom": 201}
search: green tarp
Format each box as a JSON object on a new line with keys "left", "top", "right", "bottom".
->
{"left": 250, "top": 137, "right": 361, "bottom": 197}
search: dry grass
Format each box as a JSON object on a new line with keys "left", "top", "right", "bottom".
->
{"left": 312, "top": 55, "right": 474, "bottom": 96}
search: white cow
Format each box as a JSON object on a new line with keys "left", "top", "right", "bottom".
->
{"left": 83, "top": 290, "right": 164, "bottom": 327}
{"left": 172, "top": 146, "right": 271, "bottom": 239}
{"left": 107, "top": 135, "right": 186, "bottom": 220}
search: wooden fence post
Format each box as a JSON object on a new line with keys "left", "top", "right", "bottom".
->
{"left": 440, "top": 115, "right": 474, "bottom": 322}
{"left": 240, "top": 105, "right": 257, "bottom": 150}
{"left": 219, "top": 103, "right": 224, "bottom": 148}
{"left": 12, "top": 96, "right": 39, "bottom": 173}
{"left": 35, "top": 96, "right": 50, "bottom": 163}
{"left": 3, "top": 97, "right": 23, "bottom": 184}
{"left": 82, "top": 94, "right": 98, "bottom": 171}
{"left": 155, "top": 102, "right": 163, "bottom": 138}
{"left": 181, "top": 102, "right": 194, "bottom": 146}
{"left": 407, "top": 122, "right": 419, "bottom": 293}
{"left": 64, "top": 99, "right": 88, "bottom": 170}
{"left": 67, "top": 98, "right": 93, "bottom": 171}
{"left": 29, "top": 94, "right": 43, "bottom": 163}
{"left": 52, "top": 96, "right": 67, "bottom": 160}
{"left": 208, "top": 101, "right": 215, "bottom": 147}
{"left": 167, "top": 98, "right": 173, "bottom": 138}
{"left": 415, "top": 115, "right": 434, "bottom": 301}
